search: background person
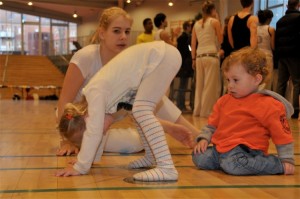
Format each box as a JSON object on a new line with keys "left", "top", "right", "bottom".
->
{"left": 275, "top": 0, "right": 300, "bottom": 119}
{"left": 176, "top": 20, "right": 194, "bottom": 111}
{"left": 153, "top": 12, "right": 180, "bottom": 46}
{"left": 136, "top": 18, "right": 154, "bottom": 44}
{"left": 191, "top": 0, "right": 223, "bottom": 117}
{"left": 228, "top": 0, "right": 258, "bottom": 51}
{"left": 257, "top": 9, "right": 275, "bottom": 90}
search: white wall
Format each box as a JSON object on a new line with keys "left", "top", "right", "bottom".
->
{"left": 125, "top": 0, "right": 203, "bottom": 32}
{"left": 226, "top": 0, "right": 243, "bottom": 17}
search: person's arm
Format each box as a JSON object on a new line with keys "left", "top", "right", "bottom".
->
{"left": 56, "top": 63, "right": 85, "bottom": 156}
{"left": 195, "top": 125, "right": 216, "bottom": 144}
{"left": 227, "top": 15, "right": 234, "bottom": 49}
{"left": 248, "top": 15, "right": 258, "bottom": 48}
{"left": 57, "top": 63, "right": 85, "bottom": 122}
{"left": 160, "top": 28, "right": 179, "bottom": 47}
{"left": 155, "top": 96, "right": 198, "bottom": 148}
{"left": 160, "top": 117, "right": 196, "bottom": 148}
{"left": 269, "top": 26, "right": 275, "bottom": 51}
{"left": 212, "top": 18, "right": 223, "bottom": 45}
{"left": 57, "top": 91, "right": 108, "bottom": 176}
{"left": 276, "top": 143, "right": 295, "bottom": 175}
{"left": 191, "top": 25, "right": 197, "bottom": 70}
{"left": 74, "top": 91, "right": 108, "bottom": 175}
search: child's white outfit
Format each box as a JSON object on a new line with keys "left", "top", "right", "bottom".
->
{"left": 74, "top": 41, "right": 181, "bottom": 181}
{"left": 68, "top": 43, "right": 182, "bottom": 153}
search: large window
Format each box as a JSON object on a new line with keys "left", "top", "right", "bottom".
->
{"left": 0, "top": 11, "right": 21, "bottom": 53}
{"left": 69, "top": 22, "right": 77, "bottom": 52}
{"left": 52, "top": 19, "right": 68, "bottom": 55}
{"left": 0, "top": 9, "right": 77, "bottom": 55}
{"left": 22, "top": 14, "right": 39, "bottom": 55}
{"left": 41, "top": 18, "right": 50, "bottom": 55}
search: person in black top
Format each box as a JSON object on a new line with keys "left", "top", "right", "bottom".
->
{"left": 220, "top": 15, "right": 233, "bottom": 63}
{"left": 275, "top": 0, "right": 300, "bottom": 118}
{"left": 228, "top": 0, "right": 258, "bottom": 51}
{"left": 176, "top": 21, "right": 193, "bottom": 111}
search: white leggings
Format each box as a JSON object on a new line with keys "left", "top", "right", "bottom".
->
{"left": 134, "top": 44, "right": 181, "bottom": 105}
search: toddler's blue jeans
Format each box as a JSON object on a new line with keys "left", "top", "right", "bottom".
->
{"left": 192, "top": 145, "right": 284, "bottom": 175}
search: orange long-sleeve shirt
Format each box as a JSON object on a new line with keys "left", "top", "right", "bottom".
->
{"left": 208, "top": 93, "right": 293, "bottom": 154}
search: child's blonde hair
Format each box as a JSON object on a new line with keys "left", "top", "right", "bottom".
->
{"left": 58, "top": 97, "right": 88, "bottom": 140}
{"left": 90, "top": 7, "right": 133, "bottom": 44}
{"left": 222, "top": 47, "right": 269, "bottom": 83}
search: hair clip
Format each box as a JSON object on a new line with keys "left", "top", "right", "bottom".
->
{"left": 66, "top": 113, "right": 73, "bottom": 120}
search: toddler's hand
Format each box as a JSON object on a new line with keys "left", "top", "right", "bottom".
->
{"left": 193, "top": 139, "right": 208, "bottom": 154}
{"left": 283, "top": 162, "right": 294, "bottom": 175}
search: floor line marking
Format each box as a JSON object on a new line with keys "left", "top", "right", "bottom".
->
{"left": 1, "top": 184, "right": 300, "bottom": 194}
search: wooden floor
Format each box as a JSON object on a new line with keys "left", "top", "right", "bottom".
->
{"left": 0, "top": 100, "right": 299, "bottom": 199}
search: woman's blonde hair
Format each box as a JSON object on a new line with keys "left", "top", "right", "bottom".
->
{"left": 58, "top": 97, "right": 88, "bottom": 140}
{"left": 90, "top": 7, "right": 133, "bottom": 44}
{"left": 201, "top": 0, "right": 216, "bottom": 28}
{"left": 222, "top": 47, "right": 269, "bottom": 84}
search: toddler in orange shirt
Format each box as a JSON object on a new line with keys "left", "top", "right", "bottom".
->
{"left": 192, "top": 47, "right": 294, "bottom": 175}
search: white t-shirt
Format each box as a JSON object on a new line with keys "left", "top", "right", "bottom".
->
{"left": 70, "top": 44, "right": 102, "bottom": 102}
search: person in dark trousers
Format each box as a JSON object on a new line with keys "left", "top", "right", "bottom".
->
{"left": 275, "top": 0, "right": 300, "bottom": 118}
{"left": 176, "top": 21, "right": 194, "bottom": 111}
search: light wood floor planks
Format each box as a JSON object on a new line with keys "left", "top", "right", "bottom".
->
{"left": 0, "top": 100, "right": 299, "bottom": 199}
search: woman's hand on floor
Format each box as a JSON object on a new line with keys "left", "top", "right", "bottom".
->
{"left": 56, "top": 140, "right": 79, "bottom": 156}
{"left": 55, "top": 165, "right": 81, "bottom": 177}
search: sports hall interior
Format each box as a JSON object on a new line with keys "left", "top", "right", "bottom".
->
{"left": 0, "top": 0, "right": 299, "bottom": 198}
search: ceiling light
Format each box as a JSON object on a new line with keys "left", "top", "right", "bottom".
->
{"left": 168, "top": 1, "right": 174, "bottom": 6}
{"left": 28, "top": 2, "right": 33, "bottom": 6}
{"left": 73, "top": 11, "right": 78, "bottom": 18}
{"left": 0, "top": 1, "right": 3, "bottom": 6}
{"left": 126, "top": 0, "right": 131, "bottom": 3}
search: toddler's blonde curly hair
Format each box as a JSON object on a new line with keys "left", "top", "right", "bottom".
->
{"left": 222, "top": 47, "right": 269, "bottom": 84}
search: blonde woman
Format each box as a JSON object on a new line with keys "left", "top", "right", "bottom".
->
{"left": 191, "top": 0, "right": 223, "bottom": 117}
